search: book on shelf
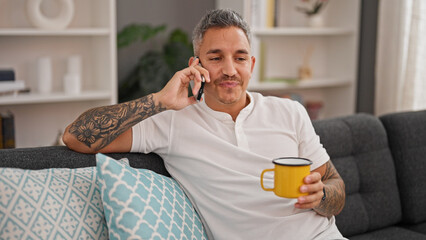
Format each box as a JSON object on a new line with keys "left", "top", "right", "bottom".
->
{"left": 246, "top": 0, "right": 283, "bottom": 28}
{"left": 0, "top": 80, "right": 26, "bottom": 93}
{"left": 280, "top": 92, "right": 303, "bottom": 104}
{"left": 266, "top": 0, "right": 277, "bottom": 28}
{"left": 280, "top": 93, "right": 324, "bottom": 120}
{"left": 0, "top": 68, "right": 27, "bottom": 96}
{"left": 247, "top": 0, "right": 268, "bottom": 28}
{"left": 305, "top": 101, "right": 324, "bottom": 120}
{"left": 0, "top": 69, "right": 15, "bottom": 81}
{"left": 0, "top": 111, "right": 15, "bottom": 149}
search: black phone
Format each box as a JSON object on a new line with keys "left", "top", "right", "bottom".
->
{"left": 196, "top": 57, "right": 205, "bottom": 101}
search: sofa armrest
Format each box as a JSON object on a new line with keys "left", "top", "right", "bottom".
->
{"left": 380, "top": 110, "right": 426, "bottom": 225}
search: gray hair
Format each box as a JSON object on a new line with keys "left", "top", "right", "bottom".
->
{"left": 192, "top": 9, "right": 251, "bottom": 56}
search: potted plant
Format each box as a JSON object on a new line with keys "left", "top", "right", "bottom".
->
{"left": 117, "top": 24, "right": 193, "bottom": 102}
{"left": 296, "top": 0, "right": 329, "bottom": 28}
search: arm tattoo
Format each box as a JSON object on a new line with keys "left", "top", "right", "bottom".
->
{"left": 68, "top": 94, "right": 166, "bottom": 151}
{"left": 314, "top": 161, "right": 346, "bottom": 217}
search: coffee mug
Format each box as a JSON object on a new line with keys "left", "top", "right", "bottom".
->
{"left": 260, "top": 157, "right": 313, "bottom": 198}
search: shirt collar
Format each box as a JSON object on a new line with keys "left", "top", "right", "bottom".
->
{"left": 198, "top": 91, "right": 254, "bottom": 123}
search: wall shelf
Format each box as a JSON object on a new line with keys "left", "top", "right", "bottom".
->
{"left": 254, "top": 27, "right": 354, "bottom": 37}
{"left": 0, "top": 28, "right": 111, "bottom": 36}
{"left": 0, "top": 91, "right": 112, "bottom": 105}
{"left": 248, "top": 78, "right": 353, "bottom": 91}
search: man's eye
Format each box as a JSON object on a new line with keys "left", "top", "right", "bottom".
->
{"left": 236, "top": 58, "right": 247, "bottom": 61}
{"left": 210, "top": 57, "right": 221, "bottom": 61}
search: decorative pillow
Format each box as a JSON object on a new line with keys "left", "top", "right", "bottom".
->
{"left": 0, "top": 167, "right": 108, "bottom": 239}
{"left": 96, "top": 153, "right": 207, "bottom": 240}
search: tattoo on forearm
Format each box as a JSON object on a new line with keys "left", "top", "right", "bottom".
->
{"left": 314, "top": 161, "right": 346, "bottom": 217}
{"left": 68, "top": 94, "right": 166, "bottom": 150}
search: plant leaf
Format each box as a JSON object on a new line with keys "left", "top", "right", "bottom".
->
{"left": 137, "top": 51, "right": 173, "bottom": 94}
{"left": 117, "top": 24, "right": 166, "bottom": 49}
{"left": 118, "top": 27, "right": 194, "bottom": 103}
{"left": 168, "top": 29, "right": 191, "bottom": 46}
{"left": 164, "top": 41, "right": 193, "bottom": 72}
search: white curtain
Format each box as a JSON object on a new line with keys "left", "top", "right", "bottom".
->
{"left": 375, "top": 0, "right": 426, "bottom": 115}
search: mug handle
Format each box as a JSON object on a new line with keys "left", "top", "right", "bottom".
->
{"left": 260, "top": 168, "right": 274, "bottom": 191}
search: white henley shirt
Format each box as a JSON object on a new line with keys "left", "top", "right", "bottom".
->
{"left": 131, "top": 92, "right": 345, "bottom": 240}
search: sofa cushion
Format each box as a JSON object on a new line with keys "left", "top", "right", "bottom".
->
{"left": 380, "top": 110, "right": 426, "bottom": 224}
{"left": 96, "top": 153, "right": 207, "bottom": 240}
{"left": 350, "top": 226, "right": 426, "bottom": 240}
{"left": 313, "top": 114, "right": 402, "bottom": 237}
{"left": 0, "top": 167, "right": 107, "bottom": 239}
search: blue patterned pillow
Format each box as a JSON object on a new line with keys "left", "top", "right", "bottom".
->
{"left": 0, "top": 167, "right": 108, "bottom": 239}
{"left": 96, "top": 153, "right": 207, "bottom": 240}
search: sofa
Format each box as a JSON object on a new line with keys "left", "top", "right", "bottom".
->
{"left": 0, "top": 110, "right": 425, "bottom": 239}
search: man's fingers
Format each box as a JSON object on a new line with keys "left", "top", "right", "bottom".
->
{"left": 185, "top": 68, "right": 203, "bottom": 96}
{"left": 186, "top": 65, "right": 209, "bottom": 97}
{"left": 295, "top": 172, "right": 325, "bottom": 209}
{"left": 190, "top": 56, "right": 200, "bottom": 66}
{"left": 300, "top": 181, "right": 324, "bottom": 194}
{"left": 304, "top": 172, "right": 322, "bottom": 184}
{"left": 295, "top": 189, "right": 323, "bottom": 209}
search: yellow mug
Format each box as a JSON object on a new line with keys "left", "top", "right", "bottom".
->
{"left": 260, "top": 157, "right": 313, "bottom": 198}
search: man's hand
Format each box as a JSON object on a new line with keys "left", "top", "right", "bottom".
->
{"left": 294, "top": 172, "right": 324, "bottom": 209}
{"left": 295, "top": 161, "right": 345, "bottom": 217}
{"left": 155, "top": 57, "right": 210, "bottom": 110}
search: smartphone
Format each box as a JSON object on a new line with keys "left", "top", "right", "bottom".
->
{"left": 196, "top": 57, "right": 206, "bottom": 101}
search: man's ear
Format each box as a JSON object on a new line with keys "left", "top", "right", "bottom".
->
{"left": 188, "top": 56, "right": 196, "bottom": 66}
{"left": 250, "top": 56, "right": 256, "bottom": 73}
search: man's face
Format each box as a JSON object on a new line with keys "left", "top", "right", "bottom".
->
{"left": 198, "top": 26, "right": 255, "bottom": 109}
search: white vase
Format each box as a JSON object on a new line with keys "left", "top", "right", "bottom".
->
{"left": 63, "top": 74, "right": 81, "bottom": 95}
{"left": 36, "top": 57, "right": 52, "bottom": 94}
{"left": 308, "top": 14, "right": 325, "bottom": 28}
{"left": 64, "top": 55, "right": 82, "bottom": 94}
{"left": 66, "top": 55, "right": 81, "bottom": 76}
{"left": 26, "top": 0, "right": 74, "bottom": 30}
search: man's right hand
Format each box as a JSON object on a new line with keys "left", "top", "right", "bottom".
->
{"left": 155, "top": 57, "right": 210, "bottom": 110}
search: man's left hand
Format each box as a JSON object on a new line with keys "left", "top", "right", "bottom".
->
{"left": 294, "top": 172, "right": 324, "bottom": 209}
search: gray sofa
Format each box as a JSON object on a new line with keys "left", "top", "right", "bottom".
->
{"left": 1, "top": 110, "right": 425, "bottom": 239}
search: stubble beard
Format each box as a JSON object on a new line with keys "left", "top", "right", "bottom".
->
{"left": 214, "top": 75, "right": 246, "bottom": 105}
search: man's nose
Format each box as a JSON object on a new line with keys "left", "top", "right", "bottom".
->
{"left": 222, "top": 58, "right": 237, "bottom": 77}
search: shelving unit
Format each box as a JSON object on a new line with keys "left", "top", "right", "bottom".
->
{"left": 216, "top": 0, "right": 360, "bottom": 119}
{"left": 248, "top": 77, "right": 352, "bottom": 91}
{"left": 0, "top": 0, "right": 117, "bottom": 147}
{"left": 253, "top": 27, "right": 353, "bottom": 36}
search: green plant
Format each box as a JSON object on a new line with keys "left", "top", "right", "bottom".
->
{"left": 296, "top": 0, "right": 328, "bottom": 16}
{"left": 117, "top": 24, "right": 193, "bottom": 103}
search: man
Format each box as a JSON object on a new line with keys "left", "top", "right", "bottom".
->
{"left": 63, "top": 9, "right": 346, "bottom": 239}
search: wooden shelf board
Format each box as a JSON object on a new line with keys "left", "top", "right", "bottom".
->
{"left": 248, "top": 78, "right": 352, "bottom": 91}
{"left": 254, "top": 27, "right": 354, "bottom": 37}
{"left": 0, "top": 90, "right": 112, "bottom": 105}
{"left": 0, "top": 28, "right": 111, "bottom": 36}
